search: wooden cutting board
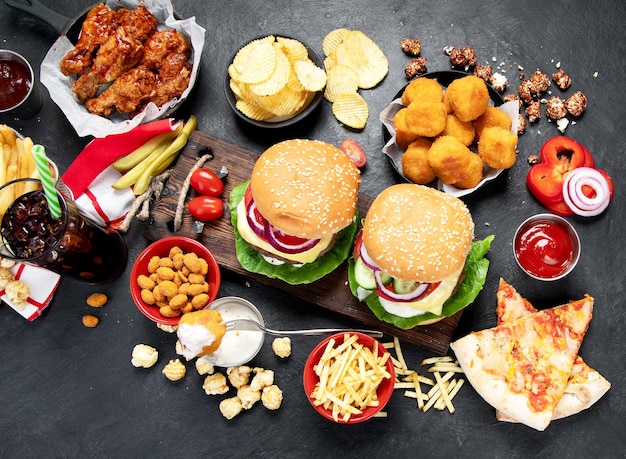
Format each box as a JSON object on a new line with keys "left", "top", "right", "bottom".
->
{"left": 143, "top": 130, "right": 461, "bottom": 354}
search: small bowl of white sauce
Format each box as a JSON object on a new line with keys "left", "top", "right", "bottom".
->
{"left": 202, "top": 296, "right": 265, "bottom": 367}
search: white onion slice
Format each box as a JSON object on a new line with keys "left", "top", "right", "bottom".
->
{"left": 374, "top": 270, "right": 431, "bottom": 302}
{"left": 562, "top": 167, "right": 611, "bottom": 217}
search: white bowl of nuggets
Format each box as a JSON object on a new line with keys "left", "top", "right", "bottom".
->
{"left": 40, "top": 0, "right": 204, "bottom": 137}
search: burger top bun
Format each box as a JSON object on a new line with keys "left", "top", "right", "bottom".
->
{"left": 362, "top": 184, "right": 474, "bottom": 283}
{"left": 250, "top": 139, "right": 361, "bottom": 239}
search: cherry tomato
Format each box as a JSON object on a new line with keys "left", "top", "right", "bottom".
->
{"left": 190, "top": 168, "right": 224, "bottom": 196}
{"left": 188, "top": 196, "right": 223, "bottom": 221}
{"left": 340, "top": 138, "right": 367, "bottom": 168}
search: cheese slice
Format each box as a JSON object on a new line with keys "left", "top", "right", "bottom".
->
{"left": 236, "top": 199, "right": 334, "bottom": 264}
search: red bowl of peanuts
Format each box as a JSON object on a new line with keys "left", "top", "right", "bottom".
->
{"left": 130, "top": 236, "right": 221, "bottom": 326}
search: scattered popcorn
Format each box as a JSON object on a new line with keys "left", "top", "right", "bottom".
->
{"left": 250, "top": 368, "right": 274, "bottom": 391}
{"left": 227, "top": 366, "right": 253, "bottom": 389}
{"left": 162, "top": 359, "right": 186, "bottom": 381}
{"left": 272, "top": 337, "right": 292, "bottom": 358}
{"left": 131, "top": 344, "right": 159, "bottom": 368}
{"left": 5, "top": 280, "right": 29, "bottom": 307}
{"left": 203, "top": 372, "right": 229, "bottom": 395}
{"left": 195, "top": 357, "right": 215, "bottom": 376}
{"left": 237, "top": 385, "right": 261, "bottom": 410}
{"left": 219, "top": 397, "right": 243, "bottom": 420}
{"left": 261, "top": 385, "right": 283, "bottom": 411}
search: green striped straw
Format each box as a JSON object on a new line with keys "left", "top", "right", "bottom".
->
{"left": 31, "top": 145, "right": 62, "bottom": 219}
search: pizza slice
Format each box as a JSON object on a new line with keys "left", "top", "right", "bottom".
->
{"left": 450, "top": 294, "right": 593, "bottom": 431}
{"left": 496, "top": 278, "right": 610, "bottom": 423}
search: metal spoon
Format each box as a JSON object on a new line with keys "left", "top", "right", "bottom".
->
{"left": 225, "top": 318, "right": 383, "bottom": 338}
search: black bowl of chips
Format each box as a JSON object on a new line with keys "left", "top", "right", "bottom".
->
{"left": 224, "top": 35, "right": 326, "bottom": 128}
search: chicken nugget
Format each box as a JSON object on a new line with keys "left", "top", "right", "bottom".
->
{"left": 473, "top": 106, "right": 512, "bottom": 141}
{"left": 405, "top": 99, "right": 447, "bottom": 137}
{"left": 393, "top": 108, "right": 420, "bottom": 150}
{"left": 427, "top": 135, "right": 473, "bottom": 185}
{"left": 401, "top": 77, "right": 443, "bottom": 106}
{"left": 444, "top": 75, "right": 490, "bottom": 122}
{"left": 183, "top": 252, "right": 203, "bottom": 274}
{"left": 453, "top": 153, "right": 485, "bottom": 189}
{"left": 402, "top": 137, "right": 436, "bottom": 184}
{"left": 478, "top": 126, "right": 518, "bottom": 169}
{"left": 441, "top": 114, "right": 475, "bottom": 146}
{"left": 137, "top": 274, "right": 156, "bottom": 290}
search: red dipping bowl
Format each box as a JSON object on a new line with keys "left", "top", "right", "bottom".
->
{"left": 303, "top": 332, "right": 395, "bottom": 424}
{"left": 130, "top": 236, "right": 221, "bottom": 325}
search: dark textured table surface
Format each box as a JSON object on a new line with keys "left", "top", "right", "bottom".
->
{"left": 1, "top": 1, "right": 625, "bottom": 457}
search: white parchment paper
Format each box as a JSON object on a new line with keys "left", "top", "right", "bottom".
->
{"left": 40, "top": 0, "right": 205, "bottom": 138}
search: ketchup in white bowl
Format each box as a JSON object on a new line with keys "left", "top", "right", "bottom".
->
{"left": 513, "top": 214, "right": 580, "bottom": 281}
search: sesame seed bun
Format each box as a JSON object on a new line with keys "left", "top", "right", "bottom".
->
{"left": 250, "top": 139, "right": 361, "bottom": 239}
{"left": 362, "top": 184, "right": 474, "bottom": 283}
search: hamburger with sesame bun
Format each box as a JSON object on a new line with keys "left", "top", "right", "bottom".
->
{"left": 230, "top": 139, "right": 361, "bottom": 285}
{"left": 348, "top": 183, "right": 493, "bottom": 328}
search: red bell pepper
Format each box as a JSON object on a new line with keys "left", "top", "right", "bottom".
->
{"left": 526, "top": 136, "right": 594, "bottom": 208}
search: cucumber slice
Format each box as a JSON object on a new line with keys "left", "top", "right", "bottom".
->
{"left": 354, "top": 256, "right": 376, "bottom": 290}
{"left": 393, "top": 278, "right": 418, "bottom": 294}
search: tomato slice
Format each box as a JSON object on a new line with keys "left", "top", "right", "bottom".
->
{"left": 245, "top": 185, "right": 310, "bottom": 244}
{"left": 353, "top": 231, "right": 363, "bottom": 260}
{"left": 340, "top": 138, "right": 367, "bottom": 168}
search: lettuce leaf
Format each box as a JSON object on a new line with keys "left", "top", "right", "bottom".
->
{"left": 348, "top": 235, "right": 494, "bottom": 329}
{"left": 230, "top": 181, "right": 359, "bottom": 285}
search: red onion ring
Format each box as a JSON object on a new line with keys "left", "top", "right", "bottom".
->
{"left": 246, "top": 200, "right": 266, "bottom": 238}
{"left": 562, "top": 167, "right": 611, "bottom": 217}
{"left": 374, "top": 270, "right": 431, "bottom": 302}
{"left": 263, "top": 219, "right": 320, "bottom": 254}
{"left": 358, "top": 240, "right": 381, "bottom": 271}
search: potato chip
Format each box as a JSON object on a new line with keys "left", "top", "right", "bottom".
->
{"left": 276, "top": 36, "right": 308, "bottom": 62}
{"left": 332, "top": 92, "right": 369, "bottom": 129}
{"left": 235, "top": 41, "right": 278, "bottom": 84}
{"left": 250, "top": 44, "right": 292, "bottom": 96}
{"left": 335, "top": 30, "right": 388, "bottom": 89}
{"left": 324, "top": 64, "right": 360, "bottom": 103}
{"left": 294, "top": 60, "right": 327, "bottom": 92}
{"left": 235, "top": 99, "right": 274, "bottom": 121}
{"left": 257, "top": 85, "right": 309, "bottom": 118}
{"left": 322, "top": 28, "right": 348, "bottom": 57}
{"left": 232, "top": 35, "right": 275, "bottom": 75}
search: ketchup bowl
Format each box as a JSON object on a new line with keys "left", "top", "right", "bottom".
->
{"left": 513, "top": 214, "right": 581, "bottom": 281}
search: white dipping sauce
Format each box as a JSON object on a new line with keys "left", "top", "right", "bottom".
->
{"left": 204, "top": 297, "right": 265, "bottom": 367}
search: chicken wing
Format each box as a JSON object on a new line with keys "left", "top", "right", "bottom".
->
{"left": 60, "top": 3, "right": 118, "bottom": 75}
{"left": 141, "top": 29, "right": 191, "bottom": 70}
{"left": 72, "top": 26, "right": 144, "bottom": 101}
{"left": 150, "top": 52, "right": 192, "bottom": 108}
{"left": 116, "top": 6, "right": 158, "bottom": 43}
{"left": 85, "top": 65, "right": 157, "bottom": 117}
